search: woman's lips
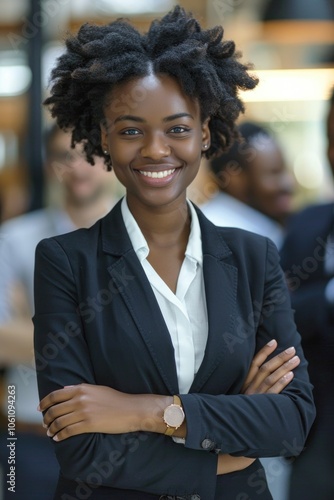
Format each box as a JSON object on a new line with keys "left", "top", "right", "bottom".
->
{"left": 139, "top": 168, "right": 175, "bottom": 178}
{"left": 134, "top": 167, "right": 180, "bottom": 186}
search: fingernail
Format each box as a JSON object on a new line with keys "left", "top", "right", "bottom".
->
{"left": 47, "top": 429, "right": 52, "bottom": 437}
{"left": 285, "top": 346, "right": 295, "bottom": 354}
{"left": 37, "top": 405, "right": 41, "bottom": 412}
{"left": 42, "top": 423, "right": 47, "bottom": 429}
{"left": 267, "top": 339, "right": 276, "bottom": 346}
{"left": 288, "top": 356, "right": 299, "bottom": 364}
{"left": 53, "top": 435, "right": 59, "bottom": 442}
{"left": 283, "top": 371, "right": 293, "bottom": 380}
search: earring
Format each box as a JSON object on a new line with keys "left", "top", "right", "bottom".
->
{"left": 103, "top": 149, "right": 109, "bottom": 155}
{"left": 203, "top": 144, "right": 209, "bottom": 150}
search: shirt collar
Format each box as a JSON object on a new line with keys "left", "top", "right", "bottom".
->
{"left": 121, "top": 197, "right": 203, "bottom": 266}
{"left": 185, "top": 200, "right": 203, "bottom": 266}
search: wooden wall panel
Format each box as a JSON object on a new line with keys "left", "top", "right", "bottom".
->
{"left": 0, "top": 96, "right": 28, "bottom": 134}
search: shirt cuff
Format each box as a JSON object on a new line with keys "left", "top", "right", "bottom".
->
{"left": 172, "top": 436, "right": 186, "bottom": 445}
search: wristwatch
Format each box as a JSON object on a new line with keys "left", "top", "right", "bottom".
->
{"left": 163, "top": 395, "right": 185, "bottom": 436}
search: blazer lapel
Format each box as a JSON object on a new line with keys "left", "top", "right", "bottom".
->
{"left": 190, "top": 208, "right": 238, "bottom": 393}
{"left": 101, "top": 201, "right": 179, "bottom": 395}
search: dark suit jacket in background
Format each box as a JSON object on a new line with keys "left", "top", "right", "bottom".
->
{"left": 33, "top": 201, "right": 315, "bottom": 500}
{"left": 280, "top": 202, "right": 334, "bottom": 500}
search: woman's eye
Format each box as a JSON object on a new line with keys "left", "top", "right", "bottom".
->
{"left": 170, "top": 126, "right": 190, "bottom": 134}
{"left": 123, "top": 129, "right": 140, "bottom": 136}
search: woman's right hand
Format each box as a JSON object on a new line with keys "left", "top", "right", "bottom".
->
{"left": 217, "top": 340, "right": 300, "bottom": 474}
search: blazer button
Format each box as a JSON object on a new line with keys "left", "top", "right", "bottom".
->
{"left": 201, "top": 438, "right": 215, "bottom": 450}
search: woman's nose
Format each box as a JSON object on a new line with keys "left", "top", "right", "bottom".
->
{"left": 140, "top": 133, "right": 171, "bottom": 160}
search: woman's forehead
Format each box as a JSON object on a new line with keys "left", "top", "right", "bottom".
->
{"left": 104, "top": 73, "right": 200, "bottom": 120}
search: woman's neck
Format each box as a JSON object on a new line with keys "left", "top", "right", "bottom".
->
{"left": 127, "top": 197, "right": 190, "bottom": 249}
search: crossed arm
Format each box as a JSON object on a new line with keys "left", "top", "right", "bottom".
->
{"left": 34, "top": 236, "right": 314, "bottom": 490}
{"left": 39, "top": 339, "right": 300, "bottom": 475}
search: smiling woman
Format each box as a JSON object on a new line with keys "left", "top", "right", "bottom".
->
{"left": 100, "top": 74, "right": 209, "bottom": 213}
{"left": 34, "top": 5, "right": 315, "bottom": 500}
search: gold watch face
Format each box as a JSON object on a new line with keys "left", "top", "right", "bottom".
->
{"left": 164, "top": 404, "right": 185, "bottom": 428}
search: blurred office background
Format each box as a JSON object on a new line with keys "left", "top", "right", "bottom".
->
{"left": 0, "top": 0, "right": 333, "bottom": 222}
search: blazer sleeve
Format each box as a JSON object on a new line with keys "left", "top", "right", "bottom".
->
{"left": 181, "top": 239, "right": 316, "bottom": 458}
{"left": 282, "top": 280, "right": 331, "bottom": 342}
{"left": 33, "top": 238, "right": 218, "bottom": 497}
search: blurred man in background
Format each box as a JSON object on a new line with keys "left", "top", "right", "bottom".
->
{"left": 201, "top": 121, "right": 295, "bottom": 249}
{"left": 200, "top": 121, "right": 295, "bottom": 500}
{"left": 0, "top": 124, "right": 115, "bottom": 499}
{"left": 280, "top": 89, "right": 334, "bottom": 500}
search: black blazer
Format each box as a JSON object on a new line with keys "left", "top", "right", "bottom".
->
{"left": 280, "top": 202, "right": 334, "bottom": 342}
{"left": 280, "top": 202, "right": 334, "bottom": 427}
{"left": 33, "top": 200, "right": 315, "bottom": 500}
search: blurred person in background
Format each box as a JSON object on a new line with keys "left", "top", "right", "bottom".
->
{"left": 0, "top": 124, "right": 115, "bottom": 499}
{"left": 201, "top": 122, "right": 295, "bottom": 250}
{"left": 280, "top": 88, "right": 334, "bottom": 500}
{"left": 0, "top": 185, "right": 2, "bottom": 223}
{"left": 201, "top": 122, "right": 295, "bottom": 500}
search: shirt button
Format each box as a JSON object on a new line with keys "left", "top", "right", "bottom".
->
{"left": 201, "top": 438, "right": 214, "bottom": 450}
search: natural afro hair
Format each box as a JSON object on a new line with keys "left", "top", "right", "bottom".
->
{"left": 44, "top": 5, "right": 258, "bottom": 170}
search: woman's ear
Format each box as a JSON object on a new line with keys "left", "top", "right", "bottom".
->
{"left": 201, "top": 117, "right": 211, "bottom": 151}
{"left": 100, "top": 122, "right": 108, "bottom": 153}
{"left": 100, "top": 122, "right": 113, "bottom": 170}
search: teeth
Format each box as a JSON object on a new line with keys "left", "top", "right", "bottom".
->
{"left": 139, "top": 169, "right": 175, "bottom": 178}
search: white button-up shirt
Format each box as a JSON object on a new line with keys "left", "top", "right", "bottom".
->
{"left": 121, "top": 197, "right": 208, "bottom": 395}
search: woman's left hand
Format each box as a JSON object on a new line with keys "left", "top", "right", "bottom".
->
{"left": 242, "top": 340, "right": 300, "bottom": 395}
{"left": 39, "top": 384, "right": 147, "bottom": 441}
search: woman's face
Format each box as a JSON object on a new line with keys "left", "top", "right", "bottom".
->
{"left": 101, "top": 73, "right": 210, "bottom": 211}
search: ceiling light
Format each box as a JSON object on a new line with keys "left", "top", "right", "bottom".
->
{"left": 71, "top": 0, "right": 174, "bottom": 17}
{"left": 241, "top": 68, "right": 334, "bottom": 102}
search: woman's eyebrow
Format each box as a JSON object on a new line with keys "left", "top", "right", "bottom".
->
{"left": 114, "top": 115, "right": 145, "bottom": 124}
{"left": 114, "top": 112, "right": 194, "bottom": 125}
{"left": 163, "top": 113, "right": 194, "bottom": 122}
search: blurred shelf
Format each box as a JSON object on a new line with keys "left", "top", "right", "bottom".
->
{"left": 261, "top": 20, "right": 334, "bottom": 44}
{"left": 0, "top": 22, "right": 23, "bottom": 36}
{"left": 69, "top": 16, "right": 155, "bottom": 33}
{"left": 68, "top": 0, "right": 208, "bottom": 33}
